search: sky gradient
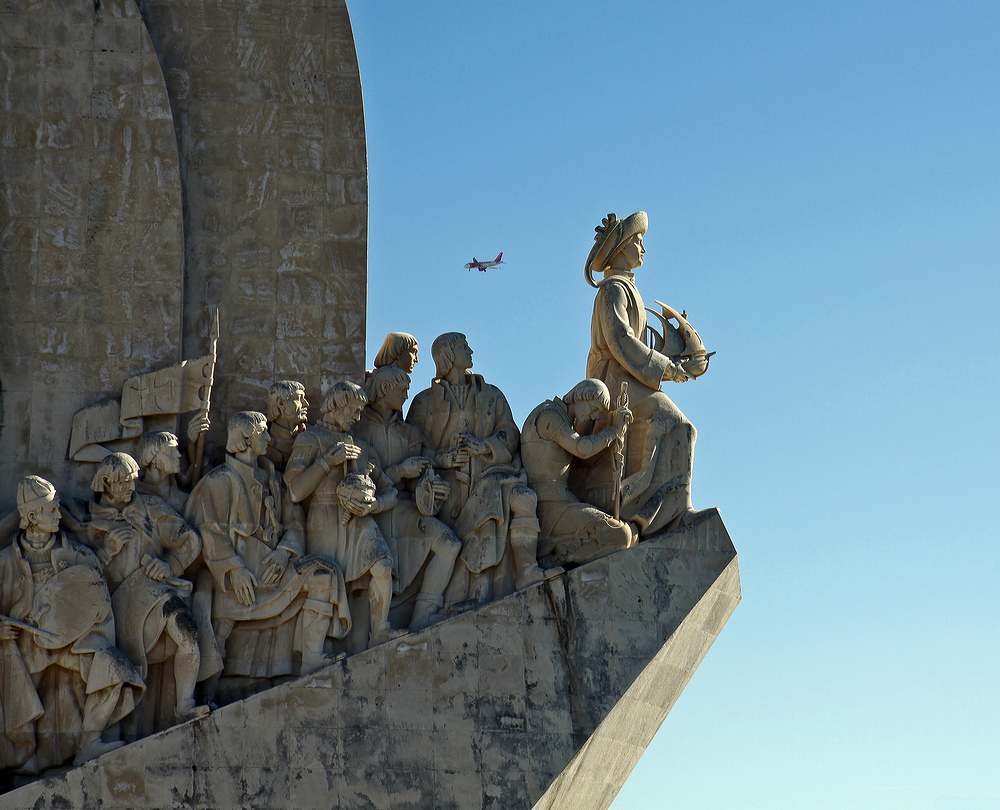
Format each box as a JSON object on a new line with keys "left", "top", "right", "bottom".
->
{"left": 349, "top": 4, "right": 1000, "bottom": 808}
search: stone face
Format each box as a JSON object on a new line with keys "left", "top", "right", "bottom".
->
{"left": 0, "top": 0, "right": 185, "bottom": 508}
{"left": 0, "top": 510, "right": 740, "bottom": 809}
{"left": 135, "top": 0, "right": 368, "bottom": 458}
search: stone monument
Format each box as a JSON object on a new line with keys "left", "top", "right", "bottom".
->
{"left": 1, "top": 3, "right": 739, "bottom": 807}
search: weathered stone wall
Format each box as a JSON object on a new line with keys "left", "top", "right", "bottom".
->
{"left": 136, "top": 0, "right": 368, "bottom": 455}
{"left": 0, "top": 0, "right": 185, "bottom": 507}
{"left": 0, "top": 0, "right": 367, "bottom": 505}
{"left": 0, "top": 511, "right": 740, "bottom": 810}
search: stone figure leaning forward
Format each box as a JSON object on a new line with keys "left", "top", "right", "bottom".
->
{"left": 284, "top": 383, "right": 406, "bottom": 650}
{"left": 185, "top": 412, "right": 350, "bottom": 693}
{"left": 0, "top": 476, "right": 144, "bottom": 774}
{"left": 406, "top": 333, "right": 558, "bottom": 607}
{"left": 354, "top": 364, "right": 461, "bottom": 632}
{"left": 88, "top": 453, "right": 212, "bottom": 739}
{"left": 582, "top": 211, "right": 711, "bottom": 536}
{"left": 521, "top": 379, "right": 637, "bottom": 566}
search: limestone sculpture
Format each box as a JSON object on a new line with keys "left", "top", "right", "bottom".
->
{"left": 521, "top": 380, "right": 637, "bottom": 566}
{"left": 87, "top": 453, "right": 212, "bottom": 739}
{"left": 0, "top": 476, "right": 143, "bottom": 774}
{"left": 582, "top": 212, "right": 711, "bottom": 536}
{"left": 373, "top": 332, "right": 420, "bottom": 373}
{"left": 354, "top": 364, "right": 461, "bottom": 631}
{"left": 284, "top": 384, "right": 405, "bottom": 650}
{"left": 184, "top": 412, "right": 350, "bottom": 696}
{"left": 135, "top": 417, "right": 209, "bottom": 513}
{"left": 406, "top": 333, "right": 558, "bottom": 606}
{"left": 265, "top": 381, "right": 310, "bottom": 472}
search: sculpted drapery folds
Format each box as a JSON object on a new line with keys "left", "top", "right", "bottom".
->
{"left": 583, "top": 211, "right": 708, "bottom": 536}
{"left": 521, "top": 380, "right": 637, "bottom": 566}
{"left": 88, "top": 453, "right": 212, "bottom": 739}
{"left": 406, "top": 333, "right": 556, "bottom": 605}
{"left": 185, "top": 412, "right": 350, "bottom": 685}
{"left": 354, "top": 364, "right": 461, "bottom": 632}
{"left": 0, "top": 477, "right": 143, "bottom": 774}
{"left": 284, "top": 383, "right": 405, "bottom": 650}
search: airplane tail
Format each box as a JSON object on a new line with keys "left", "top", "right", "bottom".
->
{"left": 495, "top": 253, "right": 503, "bottom": 262}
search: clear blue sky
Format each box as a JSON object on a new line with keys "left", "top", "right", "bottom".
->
{"left": 350, "top": 3, "right": 1000, "bottom": 808}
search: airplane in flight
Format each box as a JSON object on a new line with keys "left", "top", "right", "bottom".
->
{"left": 464, "top": 253, "right": 504, "bottom": 272}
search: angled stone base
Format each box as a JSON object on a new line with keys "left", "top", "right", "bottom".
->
{"left": 0, "top": 510, "right": 739, "bottom": 810}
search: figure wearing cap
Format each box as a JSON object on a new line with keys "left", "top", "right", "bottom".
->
{"left": 0, "top": 476, "right": 143, "bottom": 774}
{"left": 582, "top": 211, "right": 710, "bottom": 537}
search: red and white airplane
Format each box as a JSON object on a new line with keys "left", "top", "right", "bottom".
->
{"left": 464, "top": 253, "right": 504, "bottom": 272}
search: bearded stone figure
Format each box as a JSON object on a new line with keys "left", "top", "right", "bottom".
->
{"left": 0, "top": 477, "right": 143, "bottom": 774}
{"left": 581, "top": 211, "right": 712, "bottom": 536}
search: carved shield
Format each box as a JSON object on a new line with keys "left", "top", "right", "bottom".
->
{"left": 32, "top": 565, "right": 111, "bottom": 650}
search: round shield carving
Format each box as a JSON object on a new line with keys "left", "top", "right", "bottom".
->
{"left": 32, "top": 565, "right": 110, "bottom": 650}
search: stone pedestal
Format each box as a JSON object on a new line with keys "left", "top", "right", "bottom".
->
{"left": 0, "top": 510, "right": 739, "bottom": 810}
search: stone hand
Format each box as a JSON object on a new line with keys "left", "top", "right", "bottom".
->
{"left": 344, "top": 494, "right": 376, "bottom": 517}
{"left": 398, "top": 456, "right": 429, "bottom": 479}
{"left": 431, "top": 479, "right": 451, "bottom": 499}
{"left": 457, "top": 433, "right": 489, "bottom": 456}
{"left": 439, "top": 448, "right": 470, "bottom": 468}
{"left": 187, "top": 412, "right": 211, "bottom": 443}
{"left": 106, "top": 524, "right": 135, "bottom": 548}
{"left": 663, "top": 359, "right": 691, "bottom": 383}
{"left": 231, "top": 566, "right": 259, "bottom": 606}
{"left": 613, "top": 407, "right": 633, "bottom": 430}
{"left": 143, "top": 556, "right": 171, "bottom": 582}
{"left": 0, "top": 621, "right": 18, "bottom": 641}
{"left": 326, "top": 442, "right": 362, "bottom": 466}
{"left": 260, "top": 547, "right": 290, "bottom": 585}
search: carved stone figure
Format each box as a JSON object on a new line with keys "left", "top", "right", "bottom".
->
{"left": 135, "top": 416, "right": 209, "bottom": 513}
{"left": 406, "top": 333, "right": 556, "bottom": 605}
{"left": 265, "top": 380, "right": 310, "bottom": 472}
{"left": 373, "top": 332, "right": 419, "bottom": 373}
{"left": 521, "top": 380, "right": 637, "bottom": 566}
{"left": 354, "top": 365, "right": 461, "bottom": 631}
{"left": 0, "top": 476, "right": 143, "bottom": 774}
{"left": 583, "top": 211, "right": 709, "bottom": 536}
{"left": 87, "top": 453, "right": 212, "bottom": 739}
{"left": 284, "top": 383, "right": 405, "bottom": 649}
{"left": 184, "top": 413, "right": 350, "bottom": 690}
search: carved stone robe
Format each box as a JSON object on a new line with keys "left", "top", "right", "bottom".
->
{"left": 585, "top": 270, "right": 696, "bottom": 535}
{"left": 185, "top": 455, "right": 349, "bottom": 678}
{"left": 353, "top": 408, "right": 457, "bottom": 597}
{"left": 406, "top": 373, "right": 527, "bottom": 575}
{"left": 285, "top": 423, "right": 395, "bottom": 587}
{"left": 0, "top": 532, "right": 143, "bottom": 773}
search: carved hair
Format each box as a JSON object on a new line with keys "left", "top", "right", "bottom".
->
{"left": 17, "top": 475, "right": 57, "bottom": 528}
{"left": 267, "top": 380, "right": 305, "bottom": 421}
{"left": 227, "top": 411, "right": 268, "bottom": 454}
{"left": 432, "top": 332, "right": 466, "bottom": 379}
{"left": 138, "top": 430, "right": 179, "bottom": 468}
{"left": 563, "top": 379, "right": 611, "bottom": 409}
{"left": 321, "top": 381, "right": 367, "bottom": 414}
{"left": 364, "top": 365, "right": 409, "bottom": 402}
{"left": 373, "top": 332, "right": 418, "bottom": 370}
{"left": 92, "top": 452, "right": 140, "bottom": 492}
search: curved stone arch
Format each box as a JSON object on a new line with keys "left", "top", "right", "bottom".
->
{"left": 0, "top": 0, "right": 185, "bottom": 507}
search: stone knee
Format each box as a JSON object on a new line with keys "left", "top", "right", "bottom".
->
{"left": 430, "top": 526, "right": 461, "bottom": 559}
{"left": 163, "top": 595, "right": 200, "bottom": 655}
{"left": 509, "top": 484, "right": 538, "bottom": 516}
{"left": 370, "top": 558, "right": 393, "bottom": 589}
{"left": 303, "top": 566, "right": 335, "bottom": 601}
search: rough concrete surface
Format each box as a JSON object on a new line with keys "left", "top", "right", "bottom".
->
{"left": 0, "top": 509, "right": 740, "bottom": 810}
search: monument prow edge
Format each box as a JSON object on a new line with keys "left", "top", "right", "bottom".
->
{"left": 0, "top": 509, "right": 739, "bottom": 810}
